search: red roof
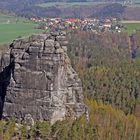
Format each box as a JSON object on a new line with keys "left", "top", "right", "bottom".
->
{"left": 68, "top": 18, "right": 78, "bottom": 23}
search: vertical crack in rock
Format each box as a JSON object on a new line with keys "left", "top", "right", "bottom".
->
{"left": 0, "top": 32, "right": 85, "bottom": 124}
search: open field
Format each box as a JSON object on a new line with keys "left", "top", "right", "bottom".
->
{"left": 0, "top": 14, "right": 25, "bottom": 24}
{"left": 122, "top": 20, "right": 140, "bottom": 23}
{"left": 122, "top": 20, "right": 140, "bottom": 34}
{"left": 38, "top": 2, "right": 115, "bottom": 8}
{"left": 0, "top": 14, "right": 42, "bottom": 44}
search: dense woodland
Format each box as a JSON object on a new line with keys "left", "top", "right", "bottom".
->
{"left": 67, "top": 30, "right": 140, "bottom": 114}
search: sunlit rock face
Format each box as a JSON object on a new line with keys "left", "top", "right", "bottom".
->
{"left": 0, "top": 32, "right": 85, "bottom": 124}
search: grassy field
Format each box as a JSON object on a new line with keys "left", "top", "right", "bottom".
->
{"left": 38, "top": 2, "right": 113, "bottom": 8}
{"left": 0, "top": 14, "right": 42, "bottom": 44}
{"left": 0, "top": 14, "right": 25, "bottom": 23}
{"left": 122, "top": 21, "right": 140, "bottom": 35}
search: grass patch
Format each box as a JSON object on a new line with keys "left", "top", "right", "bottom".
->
{"left": 122, "top": 22, "right": 140, "bottom": 35}
{"left": 0, "top": 14, "right": 42, "bottom": 44}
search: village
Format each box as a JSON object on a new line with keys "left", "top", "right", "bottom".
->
{"left": 30, "top": 17, "right": 123, "bottom": 33}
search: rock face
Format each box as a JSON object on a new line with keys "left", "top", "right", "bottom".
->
{"left": 0, "top": 32, "right": 85, "bottom": 124}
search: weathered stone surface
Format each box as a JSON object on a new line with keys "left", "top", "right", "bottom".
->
{"left": 0, "top": 32, "right": 85, "bottom": 124}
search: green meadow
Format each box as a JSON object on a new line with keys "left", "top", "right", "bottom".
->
{"left": 122, "top": 21, "right": 140, "bottom": 35}
{"left": 0, "top": 14, "right": 42, "bottom": 44}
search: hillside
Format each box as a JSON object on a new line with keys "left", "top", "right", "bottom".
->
{"left": 0, "top": 0, "right": 140, "bottom": 19}
{"left": 67, "top": 30, "right": 140, "bottom": 114}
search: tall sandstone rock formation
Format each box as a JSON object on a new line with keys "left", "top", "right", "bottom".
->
{"left": 0, "top": 32, "right": 85, "bottom": 124}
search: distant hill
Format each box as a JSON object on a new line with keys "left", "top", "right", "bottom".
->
{"left": 0, "top": 0, "right": 140, "bottom": 20}
{"left": 0, "top": 0, "right": 125, "bottom": 6}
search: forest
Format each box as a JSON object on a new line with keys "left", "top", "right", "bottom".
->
{"left": 67, "top": 30, "right": 140, "bottom": 114}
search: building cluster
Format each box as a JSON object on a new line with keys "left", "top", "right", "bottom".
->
{"left": 30, "top": 17, "right": 122, "bottom": 33}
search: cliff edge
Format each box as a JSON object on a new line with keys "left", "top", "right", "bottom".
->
{"left": 0, "top": 32, "right": 85, "bottom": 124}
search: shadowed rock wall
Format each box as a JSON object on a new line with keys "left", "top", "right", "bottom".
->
{"left": 0, "top": 32, "right": 85, "bottom": 124}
